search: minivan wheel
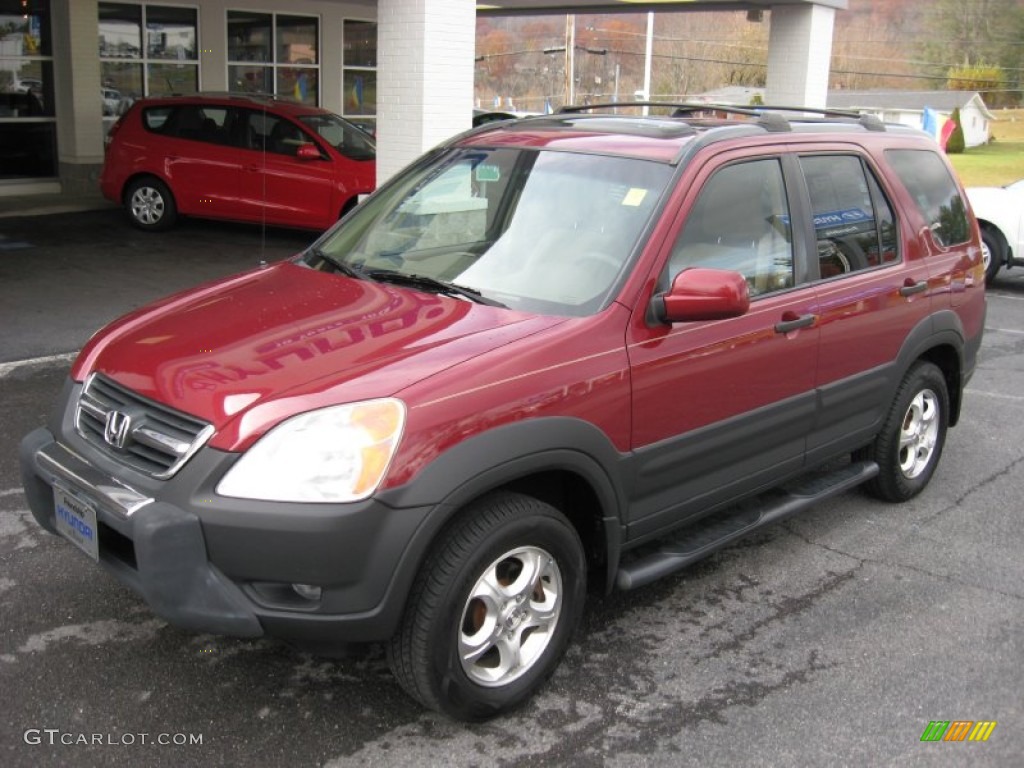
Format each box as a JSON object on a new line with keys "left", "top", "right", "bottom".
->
{"left": 126, "top": 177, "right": 177, "bottom": 231}
{"left": 387, "top": 491, "right": 586, "bottom": 720}
{"left": 858, "top": 361, "right": 948, "bottom": 502}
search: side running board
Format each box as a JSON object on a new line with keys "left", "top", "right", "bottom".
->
{"left": 615, "top": 460, "right": 879, "bottom": 591}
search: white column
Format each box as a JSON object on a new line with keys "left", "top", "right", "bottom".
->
{"left": 376, "top": 0, "right": 475, "bottom": 184}
{"left": 765, "top": 3, "right": 836, "bottom": 109}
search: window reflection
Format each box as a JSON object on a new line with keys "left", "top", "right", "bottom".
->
{"left": 229, "top": 65, "right": 271, "bottom": 94}
{"left": 0, "top": 1, "right": 56, "bottom": 178}
{"left": 228, "top": 11, "right": 271, "bottom": 63}
{"left": 343, "top": 71, "right": 376, "bottom": 115}
{"left": 343, "top": 20, "right": 376, "bottom": 68}
{"left": 277, "top": 15, "right": 317, "bottom": 64}
{"left": 0, "top": 1, "right": 51, "bottom": 56}
{"left": 146, "top": 6, "right": 196, "bottom": 60}
{"left": 227, "top": 12, "right": 319, "bottom": 104}
{"left": 277, "top": 68, "right": 318, "bottom": 106}
{"left": 98, "top": 3, "right": 142, "bottom": 58}
{"left": 148, "top": 63, "right": 197, "bottom": 96}
{"left": 343, "top": 20, "right": 376, "bottom": 127}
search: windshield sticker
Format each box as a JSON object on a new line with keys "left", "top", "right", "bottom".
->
{"left": 475, "top": 164, "right": 501, "bottom": 183}
{"left": 622, "top": 188, "right": 648, "bottom": 207}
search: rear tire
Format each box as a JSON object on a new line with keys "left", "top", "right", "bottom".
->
{"left": 387, "top": 491, "right": 586, "bottom": 720}
{"left": 859, "top": 362, "right": 948, "bottom": 502}
{"left": 125, "top": 177, "right": 177, "bottom": 231}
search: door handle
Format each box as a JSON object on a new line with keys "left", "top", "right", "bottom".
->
{"left": 899, "top": 279, "right": 928, "bottom": 297}
{"left": 774, "top": 312, "right": 816, "bottom": 334}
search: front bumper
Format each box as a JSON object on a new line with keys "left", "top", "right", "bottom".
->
{"left": 19, "top": 424, "right": 433, "bottom": 644}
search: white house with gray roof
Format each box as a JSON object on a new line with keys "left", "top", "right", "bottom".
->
{"left": 827, "top": 90, "right": 995, "bottom": 147}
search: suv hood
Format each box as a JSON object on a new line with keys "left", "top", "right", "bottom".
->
{"left": 73, "top": 261, "right": 561, "bottom": 450}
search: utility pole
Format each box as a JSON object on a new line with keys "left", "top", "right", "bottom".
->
{"left": 565, "top": 14, "right": 576, "bottom": 106}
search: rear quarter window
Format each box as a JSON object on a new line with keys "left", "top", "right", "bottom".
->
{"left": 142, "top": 106, "right": 172, "bottom": 131}
{"left": 884, "top": 148, "right": 970, "bottom": 247}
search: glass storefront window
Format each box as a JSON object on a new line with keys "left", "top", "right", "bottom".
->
{"left": 229, "top": 65, "right": 271, "bottom": 95}
{"left": 277, "top": 15, "right": 317, "bottom": 65}
{"left": 98, "top": 3, "right": 198, "bottom": 108}
{"left": 148, "top": 63, "right": 198, "bottom": 96}
{"left": 0, "top": 121, "right": 56, "bottom": 179}
{"left": 343, "top": 20, "right": 375, "bottom": 68}
{"left": 1, "top": 0, "right": 56, "bottom": 178}
{"left": 227, "top": 11, "right": 271, "bottom": 63}
{"left": 2, "top": 0, "right": 51, "bottom": 56}
{"left": 146, "top": 6, "right": 197, "bottom": 61}
{"left": 0, "top": 60, "right": 53, "bottom": 116}
{"left": 343, "top": 70, "right": 375, "bottom": 116}
{"left": 342, "top": 20, "right": 376, "bottom": 129}
{"left": 227, "top": 12, "right": 319, "bottom": 104}
{"left": 98, "top": 3, "right": 142, "bottom": 58}
{"left": 100, "top": 61, "right": 142, "bottom": 114}
{"left": 277, "top": 68, "right": 318, "bottom": 106}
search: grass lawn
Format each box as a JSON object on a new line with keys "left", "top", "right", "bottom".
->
{"left": 948, "top": 108, "right": 1024, "bottom": 187}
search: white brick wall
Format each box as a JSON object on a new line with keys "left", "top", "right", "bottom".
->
{"left": 765, "top": 4, "right": 835, "bottom": 109}
{"left": 377, "top": 0, "right": 475, "bottom": 183}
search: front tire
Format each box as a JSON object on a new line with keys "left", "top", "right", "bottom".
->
{"left": 387, "top": 491, "right": 586, "bottom": 720}
{"left": 859, "top": 362, "right": 948, "bottom": 502}
{"left": 125, "top": 177, "right": 177, "bottom": 231}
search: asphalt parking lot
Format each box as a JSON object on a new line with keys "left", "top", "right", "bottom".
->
{"left": 1, "top": 209, "right": 1022, "bottom": 767}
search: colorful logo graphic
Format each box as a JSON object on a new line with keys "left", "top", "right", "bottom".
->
{"left": 920, "top": 721, "right": 997, "bottom": 742}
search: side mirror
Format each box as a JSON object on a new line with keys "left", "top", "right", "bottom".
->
{"left": 296, "top": 144, "right": 321, "bottom": 161}
{"left": 651, "top": 267, "right": 750, "bottom": 324}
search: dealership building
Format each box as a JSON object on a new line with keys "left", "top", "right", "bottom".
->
{"left": 0, "top": 0, "right": 844, "bottom": 200}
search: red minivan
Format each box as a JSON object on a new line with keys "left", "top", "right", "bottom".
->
{"left": 100, "top": 93, "right": 376, "bottom": 232}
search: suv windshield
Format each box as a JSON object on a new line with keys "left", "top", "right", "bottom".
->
{"left": 298, "top": 113, "right": 375, "bottom": 161}
{"left": 308, "top": 147, "right": 671, "bottom": 316}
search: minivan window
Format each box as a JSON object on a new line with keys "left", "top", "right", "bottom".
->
{"left": 146, "top": 104, "right": 229, "bottom": 144}
{"left": 800, "top": 154, "right": 899, "bottom": 278}
{"left": 299, "top": 113, "right": 374, "bottom": 161}
{"left": 885, "top": 149, "right": 970, "bottom": 247}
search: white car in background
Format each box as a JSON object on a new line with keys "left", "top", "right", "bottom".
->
{"left": 967, "top": 179, "right": 1024, "bottom": 284}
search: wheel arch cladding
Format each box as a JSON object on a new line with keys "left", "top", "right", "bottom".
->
{"left": 376, "top": 417, "right": 629, "bottom": 592}
{"left": 895, "top": 311, "right": 965, "bottom": 427}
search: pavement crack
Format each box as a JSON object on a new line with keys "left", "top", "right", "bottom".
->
{"left": 782, "top": 522, "right": 1024, "bottom": 602}
{"left": 700, "top": 565, "right": 862, "bottom": 659}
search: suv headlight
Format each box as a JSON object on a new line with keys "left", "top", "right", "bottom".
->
{"left": 216, "top": 399, "right": 406, "bottom": 503}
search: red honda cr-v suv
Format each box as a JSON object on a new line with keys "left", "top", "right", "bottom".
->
{"left": 25, "top": 104, "right": 986, "bottom": 720}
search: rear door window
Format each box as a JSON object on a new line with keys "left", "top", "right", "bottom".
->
{"left": 885, "top": 148, "right": 970, "bottom": 247}
{"left": 799, "top": 154, "right": 899, "bottom": 278}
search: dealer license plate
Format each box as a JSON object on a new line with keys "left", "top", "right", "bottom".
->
{"left": 53, "top": 486, "right": 99, "bottom": 562}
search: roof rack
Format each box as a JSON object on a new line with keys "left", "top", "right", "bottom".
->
{"left": 161, "top": 91, "right": 302, "bottom": 105}
{"left": 556, "top": 101, "right": 888, "bottom": 133}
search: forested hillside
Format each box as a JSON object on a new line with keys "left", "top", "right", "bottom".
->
{"left": 475, "top": 0, "right": 1024, "bottom": 111}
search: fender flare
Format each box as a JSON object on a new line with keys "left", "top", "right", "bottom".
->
{"left": 891, "top": 309, "right": 967, "bottom": 425}
{"left": 377, "top": 417, "right": 631, "bottom": 595}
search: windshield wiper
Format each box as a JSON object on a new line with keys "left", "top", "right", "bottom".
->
{"left": 366, "top": 269, "right": 507, "bottom": 308}
{"left": 307, "top": 246, "right": 368, "bottom": 280}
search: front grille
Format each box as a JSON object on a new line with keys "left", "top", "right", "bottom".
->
{"left": 75, "top": 373, "right": 214, "bottom": 479}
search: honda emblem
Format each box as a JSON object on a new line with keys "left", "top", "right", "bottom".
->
{"left": 103, "top": 410, "right": 132, "bottom": 449}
